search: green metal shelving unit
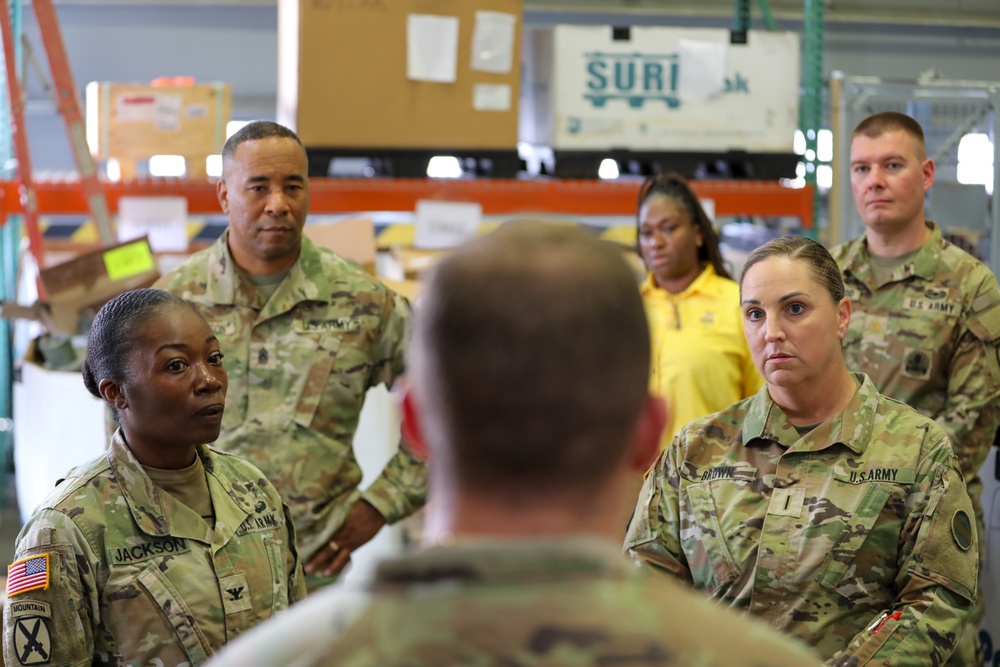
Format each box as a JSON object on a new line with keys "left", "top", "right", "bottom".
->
{"left": 800, "top": 0, "right": 823, "bottom": 234}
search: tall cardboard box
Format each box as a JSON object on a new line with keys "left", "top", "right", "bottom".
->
{"left": 86, "top": 81, "right": 231, "bottom": 178}
{"left": 278, "top": 0, "right": 522, "bottom": 151}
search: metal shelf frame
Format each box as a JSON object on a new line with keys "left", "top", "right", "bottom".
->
{"left": 0, "top": 177, "right": 814, "bottom": 226}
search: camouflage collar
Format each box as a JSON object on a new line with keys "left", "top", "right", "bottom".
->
{"left": 107, "top": 430, "right": 260, "bottom": 542}
{"left": 373, "top": 537, "right": 634, "bottom": 587}
{"left": 840, "top": 221, "right": 943, "bottom": 290}
{"left": 740, "top": 373, "right": 876, "bottom": 455}
{"left": 203, "top": 230, "right": 328, "bottom": 312}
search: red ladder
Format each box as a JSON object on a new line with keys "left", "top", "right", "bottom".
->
{"left": 0, "top": 0, "right": 113, "bottom": 296}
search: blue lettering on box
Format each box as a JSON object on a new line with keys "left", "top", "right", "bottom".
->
{"left": 583, "top": 52, "right": 680, "bottom": 109}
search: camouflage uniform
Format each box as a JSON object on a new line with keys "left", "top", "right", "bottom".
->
{"left": 205, "top": 537, "right": 824, "bottom": 667}
{"left": 625, "top": 374, "right": 978, "bottom": 666}
{"left": 155, "top": 232, "right": 427, "bottom": 563}
{"left": 3, "top": 430, "right": 305, "bottom": 667}
{"left": 832, "top": 222, "right": 1000, "bottom": 662}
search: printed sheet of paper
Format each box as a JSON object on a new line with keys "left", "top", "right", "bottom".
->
{"left": 407, "top": 14, "right": 459, "bottom": 83}
{"left": 677, "top": 38, "right": 727, "bottom": 102}
{"left": 473, "top": 83, "right": 512, "bottom": 111}
{"left": 471, "top": 11, "right": 516, "bottom": 74}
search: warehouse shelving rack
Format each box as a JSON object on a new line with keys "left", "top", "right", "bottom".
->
{"left": 0, "top": 177, "right": 815, "bottom": 233}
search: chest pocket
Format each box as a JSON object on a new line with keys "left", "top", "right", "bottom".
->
{"left": 103, "top": 561, "right": 211, "bottom": 666}
{"left": 815, "top": 482, "right": 895, "bottom": 605}
{"left": 685, "top": 484, "right": 743, "bottom": 593}
{"left": 292, "top": 333, "right": 341, "bottom": 428}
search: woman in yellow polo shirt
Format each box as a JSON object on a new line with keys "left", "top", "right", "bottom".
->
{"left": 637, "top": 173, "right": 762, "bottom": 443}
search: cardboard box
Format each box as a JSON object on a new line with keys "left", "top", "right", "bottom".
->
{"left": 1, "top": 238, "right": 161, "bottom": 335}
{"left": 278, "top": 0, "right": 522, "bottom": 150}
{"left": 85, "top": 81, "right": 231, "bottom": 177}
{"left": 521, "top": 26, "right": 799, "bottom": 152}
{"left": 304, "top": 216, "right": 377, "bottom": 275}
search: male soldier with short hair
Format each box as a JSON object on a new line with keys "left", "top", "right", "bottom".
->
{"left": 832, "top": 110, "right": 1000, "bottom": 664}
{"left": 205, "top": 222, "right": 824, "bottom": 667}
{"left": 155, "top": 121, "right": 426, "bottom": 585}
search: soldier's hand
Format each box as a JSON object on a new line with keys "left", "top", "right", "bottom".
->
{"left": 306, "top": 499, "right": 387, "bottom": 577}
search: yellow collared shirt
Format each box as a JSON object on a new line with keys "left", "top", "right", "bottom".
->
{"left": 642, "top": 265, "right": 763, "bottom": 444}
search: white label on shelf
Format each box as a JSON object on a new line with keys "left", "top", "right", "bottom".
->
{"left": 414, "top": 200, "right": 482, "bottom": 250}
{"left": 118, "top": 196, "right": 189, "bottom": 252}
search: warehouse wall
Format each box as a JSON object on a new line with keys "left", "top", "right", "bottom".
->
{"left": 17, "top": 4, "right": 1000, "bottom": 171}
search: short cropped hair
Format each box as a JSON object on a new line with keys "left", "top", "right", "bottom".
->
{"left": 221, "top": 120, "right": 305, "bottom": 163}
{"left": 853, "top": 112, "right": 927, "bottom": 160}
{"left": 83, "top": 288, "right": 196, "bottom": 420}
{"left": 739, "top": 235, "right": 845, "bottom": 304}
{"left": 410, "top": 222, "right": 651, "bottom": 501}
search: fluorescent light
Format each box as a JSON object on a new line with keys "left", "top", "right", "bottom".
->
{"left": 207, "top": 155, "right": 222, "bottom": 178}
{"left": 226, "top": 120, "right": 251, "bottom": 138}
{"left": 427, "top": 156, "right": 462, "bottom": 179}
{"left": 598, "top": 158, "right": 619, "bottom": 179}
{"left": 149, "top": 155, "right": 186, "bottom": 177}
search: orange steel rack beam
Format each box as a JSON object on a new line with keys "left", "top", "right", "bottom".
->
{"left": 0, "top": 178, "right": 814, "bottom": 224}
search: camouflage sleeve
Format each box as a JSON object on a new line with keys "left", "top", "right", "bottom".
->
{"left": 939, "top": 280, "right": 1000, "bottom": 481}
{"left": 282, "top": 503, "right": 308, "bottom": 603}
{"left": 3, "top": 510, "right": 98, "bottom": 667}
{"left": 829, "top": 438, "right": 977, "bottom": 666}
{"left": 368, "top": 289, "right": 410, "bottom": 390}
{"left": 623, "top": 444, "right": 694, "bottom": 582}
{"left": 360, "top": 289, "right": 427, "bottom": 524}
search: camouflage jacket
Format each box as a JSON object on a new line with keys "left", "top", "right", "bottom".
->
{"left": 205, "top": 537, "right": 824, "bottom": 667}
{"left": 831, "top": 222, "right": 1000, "bottom": 527}
{"left": 2, "top": 430, "right": 305, "bottom": 667}
{"left": 625, "top": 374, "right": 978, "bottom": 666}
{"left": 155, "top": 232, "right": 427, "bottom": 562}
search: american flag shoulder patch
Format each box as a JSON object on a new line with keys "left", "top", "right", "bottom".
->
{"left": 7, "top": 554, "right": 50, "bottom": 598}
